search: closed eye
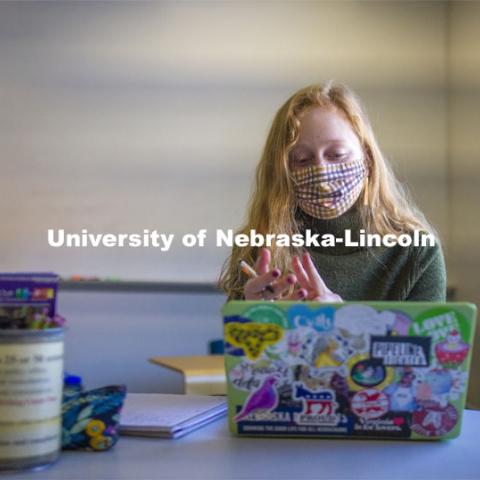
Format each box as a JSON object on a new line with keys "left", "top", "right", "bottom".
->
{"left": 327, "top": 152, "right": 349, "bottom": 161}
{"left": 292, "top": 156, "right": 313, "bottom": 167}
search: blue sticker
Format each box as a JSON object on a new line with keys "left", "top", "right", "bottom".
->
{"left": 287, "top": 305, "right": 335, "bottom": 332}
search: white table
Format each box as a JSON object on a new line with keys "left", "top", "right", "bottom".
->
{"left": 10, "top": 410, "right": 480, "bottom": 480}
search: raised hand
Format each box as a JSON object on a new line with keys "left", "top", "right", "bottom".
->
{"left": 244, "top": 248, "right": 308, "bottom": 301}
{"left": 292, "top": 252, "right": 343, "bottom": 302}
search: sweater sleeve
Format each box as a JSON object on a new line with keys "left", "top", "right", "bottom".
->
{"left": 406, "top": 242, "right": 447, "bottom": 301}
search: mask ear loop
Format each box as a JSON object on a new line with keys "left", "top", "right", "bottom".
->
{"left": 363, "top": 177, "right": 369, "bottom": 206}
{"left": 361, "top": 150, "right": 370, "bottom": 207}
{"left": 362, "top": 142, "right": 372, "bottom": 207}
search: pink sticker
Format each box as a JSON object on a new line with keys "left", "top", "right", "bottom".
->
{"left": 435, "top": 330, "right": 469, "bottom": 368}
{"left": 351, "top": 389, "right": 389, "bottom": 420}
{"left": 412, "top": 401, "right": 458, "bottom": 437}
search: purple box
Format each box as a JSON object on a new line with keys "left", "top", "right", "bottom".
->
{"left": 0, "top": 273, "right": 59, "bottom": 322}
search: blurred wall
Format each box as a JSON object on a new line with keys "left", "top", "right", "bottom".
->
{"left": 1, "top": 1, "right": 478, "bottom": 403}
{"left": 0, "top": 1, "right": 448, "bottom": 281}
{"left": 58, "top": 289, "right": 225, "bottom": 393}
{"left": 448, "top": 1, "right": 480, "bottom": 408}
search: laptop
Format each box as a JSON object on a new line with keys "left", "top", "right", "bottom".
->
{"left": 222, "top": 301, "right": 477, "bottom": 440}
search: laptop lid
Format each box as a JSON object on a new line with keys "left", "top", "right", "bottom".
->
{"left": 222, "top": 301, "right": 477, "bottom": 440}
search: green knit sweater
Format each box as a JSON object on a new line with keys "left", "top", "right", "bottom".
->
{"left": 299, "top": 207, "right": 447, "bottom": 301}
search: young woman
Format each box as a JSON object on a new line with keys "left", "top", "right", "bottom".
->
{"left": 219, "top": 81, "right": 446, "bottom": 302}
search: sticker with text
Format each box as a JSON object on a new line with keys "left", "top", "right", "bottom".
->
{"left": 370, "top": 335, "right": 431, "bottom": 367}
{"left": 287, "top": 305, "right": 335, "bottom": 332}
{"left": 292, "top": 384, "right": 343, "bottom": 426}
{"left": 228, "top": 360, "right": 290, "bottom": 392}
{"left": 411, "top": 308, "right": 469, "bottom": 344}
{"left": 352, "top": 412, "right": 412, "bottom": 438}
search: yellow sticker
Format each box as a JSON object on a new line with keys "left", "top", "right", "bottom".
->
{"left": 346, "top": 354, "right": 394, "bottom": 392}
{"left": 225, "top": 322, "right": 283, "bottom": 360}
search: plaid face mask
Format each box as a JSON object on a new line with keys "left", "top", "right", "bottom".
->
{"left": 291, "top": 160, "right": 367, "bottom": 220}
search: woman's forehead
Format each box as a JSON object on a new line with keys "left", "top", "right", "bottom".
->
{"left": 296, "top": 106, "right": 359, "bottom": 146}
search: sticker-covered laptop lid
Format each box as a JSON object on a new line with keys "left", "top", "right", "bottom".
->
{"left": 222, "top": 301, "right": 477, "bottom": 440}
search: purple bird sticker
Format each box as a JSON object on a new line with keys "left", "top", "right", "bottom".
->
{"left": 234, "top": 375, "right": 278, "bottom": 422}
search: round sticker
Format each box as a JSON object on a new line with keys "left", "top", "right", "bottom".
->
{"left": 351, "top": 358, "right": 386, "bottom": 387}
{"left": 347, "top": 355, "right": 394, "bottom": 392}
{"left": 412, "top": 401, "right": 458, "bottom": 437}
{"left": 243, "top": 304, "right": 289, "bottom": 328}
{"left": 351, "top": 389, "right": 390, "bottom": 420}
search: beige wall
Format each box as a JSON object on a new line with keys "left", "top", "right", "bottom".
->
{"left": 0, "top": 1, "right": 449, "bottom": 281}
{"left": 448, "top": 1, "right": 480, "bottom": 408}
{"left": 1, "top": 0, "right": 479, "bottom": 404}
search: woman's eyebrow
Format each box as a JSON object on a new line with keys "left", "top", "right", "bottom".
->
{"left": 293, "top": 140, "right": 349, "bottom": 151}
{"left": 322, "top": 138, "right": 350, "bottom": 145}
{"left": 292, "top": 143, "right": 312, "bottom": 150}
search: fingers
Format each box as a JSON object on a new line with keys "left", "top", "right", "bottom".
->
{"left": 254, "top": 248, "right": 271, "bottom": 275}
{"left": 292, "top": 255, "right": 310, "bottom": 290}
{"left": 294, "top": 252, "right": 342, "bottom": 302}
{"left": 285, "top": 286, "right": 308, "bottom": 301}
{"left": 293, "top": 252, "right": 326, "bottom": 296}
{"left": 261, "top": 273, "right": 297, "bottom": 300}
{"left": 311, "top": 292, "right": 343, "bottom": 303}
{"left": 244, "top": 271, "right": 304, "bottom": 301}
{"left": 244, "top": 268, "right": 280, "bottom": 300}
{"left": 245, "top": 250, "right": 340, "bottom": 302}
{"left": 302, "top": 252, "right": 328, "bottom": 294}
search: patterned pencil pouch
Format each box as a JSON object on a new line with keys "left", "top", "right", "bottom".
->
{"left": 62, "top": 385, "right": 127, "bottom": 451}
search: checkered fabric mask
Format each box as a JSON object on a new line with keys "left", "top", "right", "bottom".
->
{"left": 291, "top": 160, "right": 367, "bottom": 220}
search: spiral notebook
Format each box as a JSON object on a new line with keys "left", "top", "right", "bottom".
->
{"left": 119, "top": 393, "right": 227, "bottom": 439}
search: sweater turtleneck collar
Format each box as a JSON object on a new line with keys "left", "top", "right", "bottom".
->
{"left": 296, "top": 201, "right": 368, "bottom": 255}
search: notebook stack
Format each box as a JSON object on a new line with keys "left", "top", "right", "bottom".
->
{"left": 119, "top": 393, "right": 227, "bottom": 439}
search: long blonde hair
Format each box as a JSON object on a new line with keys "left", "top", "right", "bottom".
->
{"left": 218, "top": 81, "right": 435, "bottom": 299}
